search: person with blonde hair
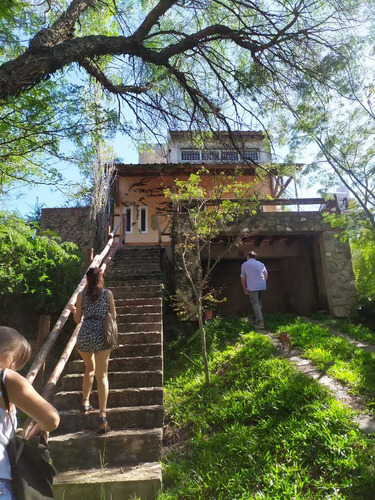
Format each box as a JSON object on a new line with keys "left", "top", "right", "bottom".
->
{"left": 0, "top": 326, "right": 60, "bottom": 500}
{"left": 69, "top": 267, "right": 116, "bottom": 433}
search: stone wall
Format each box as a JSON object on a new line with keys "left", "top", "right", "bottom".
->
{"left": 319, "top": 231, "right": 357, "bottom": 317}
{"left": 41, "top": 207, "right": 96, "bottom": 251}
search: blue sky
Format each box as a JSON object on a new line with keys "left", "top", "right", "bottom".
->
{"left": 2, "top": 135, "right": 139, "bottom": 217}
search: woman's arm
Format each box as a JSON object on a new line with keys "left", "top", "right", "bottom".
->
{"left": 68, "top": 292, "right": 82, "bottom": 324}
{"left": 107, "top": 290, "right": 117, "bottom": 318}
{"left": 6, "top": 370, "right": 60, "bottom": 432}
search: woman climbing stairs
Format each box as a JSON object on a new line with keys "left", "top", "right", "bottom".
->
{"left": 50, "top": 246, "right": 164, "bottom": 500}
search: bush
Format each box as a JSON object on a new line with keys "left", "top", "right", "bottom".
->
{"left": 0, "top": 211, "right": 82, "bottom": 315}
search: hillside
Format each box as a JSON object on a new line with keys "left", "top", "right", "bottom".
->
{"left": 161, "top": 316, "right": 375, "bottom": 499}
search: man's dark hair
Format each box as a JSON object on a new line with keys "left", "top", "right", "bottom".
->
{"left": 247, "top": 251, "right": 257, "bottom": 259}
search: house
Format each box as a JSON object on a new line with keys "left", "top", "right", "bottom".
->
{"left": 109, "top": 130, "right": 357, "bottom": 318}
{"left": 41, "top": 130, "right": 357, "bottom": 318}
{"left": 110, "top": 130, "right": 279, "bottom": 246}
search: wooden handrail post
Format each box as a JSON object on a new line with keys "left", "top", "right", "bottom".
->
{"left": 85, "top": 247, "right": 94, "bottom": 269}
{"left": 33, "top": 315, "right": 50, "bottom": 393}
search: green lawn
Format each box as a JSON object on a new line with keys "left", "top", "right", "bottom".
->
{"left": 161, "top": 316, "right": 375, "bottom": 499}
{"left": 273, "top": 317, "right": 375, "bottom": 412}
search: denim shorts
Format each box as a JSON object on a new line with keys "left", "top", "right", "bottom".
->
{"left": 0, "top": 479, "right": 14, "bottom": 499}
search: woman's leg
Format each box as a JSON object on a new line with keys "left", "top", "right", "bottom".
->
{"left": 78, "top": 350, "right": 95, "bottom": 406}
{"left": 94, "top": 349, "right": 111, "bottom": 416}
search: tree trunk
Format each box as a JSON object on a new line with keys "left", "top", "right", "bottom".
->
{"left": 197, "top": 300, "right": 210, "bottom": 386}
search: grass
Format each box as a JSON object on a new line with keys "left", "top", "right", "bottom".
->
{"left": 276, "top": 317, "right": 375, "bottom": 412}
{"left": 161, "top": 316, "right": 375, "bottom": 499}
{"left": 310, "top": 314, "right": 375, "bottom": 344}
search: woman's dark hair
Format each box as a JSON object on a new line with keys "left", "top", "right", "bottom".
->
{"left": 0, "top": 326, "right": 31, "bottom": 371}
{"left": 86, "top": 267, "right": 104, "bottom": 302}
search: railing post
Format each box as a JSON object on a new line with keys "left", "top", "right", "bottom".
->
{"left": 33, "top": 315, "right": 50, "bottom": 393}
{"left": 85, "top": 247, "right": 93, "bottom": 269}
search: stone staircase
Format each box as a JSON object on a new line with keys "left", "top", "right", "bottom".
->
{"left": 51, "top": 246, "right": 164, "bottom": 500}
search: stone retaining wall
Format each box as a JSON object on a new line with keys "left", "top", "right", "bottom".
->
{"left": 41, "top": 207, "right": 96, "bottom": 251}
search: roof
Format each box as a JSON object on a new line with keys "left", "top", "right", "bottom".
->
{"left": 114, "top": 162, "right": 261, "bottom": 177}
{"left": 168, "top": 130, "right": 265, "bottom": 140}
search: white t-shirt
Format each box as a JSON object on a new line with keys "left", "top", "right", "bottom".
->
{"left": 0, "top": 369, "right": 16, "bottom": 480}
{"left": 240, "top": 258, "right": 267, "bottom": 291}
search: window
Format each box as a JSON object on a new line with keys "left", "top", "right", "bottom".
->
{"left": 202, "top": 150, "right": 220, "bottom": 161}
{"left": 123, "top": 206, "right": 133, "bottom": 233}
{"left": 243, "top": 150, "right": 260, "bottom": 161}
{"left": 179, "top": 148, "right": 260, "bottom": 163}
{"left": 138, "top": 206, "right": 148, "bottom": 233}
{"left": 221, "top": 151, "right": 239, "bottom": 161}
{"left": 181, "top": 150, "right": 201, "bottom": 161}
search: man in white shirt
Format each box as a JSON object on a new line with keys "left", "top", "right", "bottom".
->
{"left": 240, "top": 251, "right": 268, "bottom": 329}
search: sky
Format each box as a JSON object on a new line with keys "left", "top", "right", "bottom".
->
{"left": 2, "top": 134, "right": 139, "bottom": 217}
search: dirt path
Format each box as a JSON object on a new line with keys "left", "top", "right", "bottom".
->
{"left": 263, "top": 330, "right": 375, "bottom": 435}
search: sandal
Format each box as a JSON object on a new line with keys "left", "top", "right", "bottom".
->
{"left": 81, "top": 403, "right": 94, "bottom": 414}
{"left": 98, "top": 416, "right": 110, "bottom": 434}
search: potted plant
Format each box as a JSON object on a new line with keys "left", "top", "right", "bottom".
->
{"left": 202, "top": 293, "right": 226, "bottom": 321}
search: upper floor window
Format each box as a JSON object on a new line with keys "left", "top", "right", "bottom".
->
{"left": 243, "top": 150, "right": 260, "bottom": 161}
{"left": 181, "top": 150, "right": 201, "bottom": 161}
{"left": 180, "top": 148, "right": 260, "bottom": 162}
{"left": 202, "top": 150, "right": 220, "bottom": 161}
{"left": 221, "top": 151, "right": 239, "bottom": 161}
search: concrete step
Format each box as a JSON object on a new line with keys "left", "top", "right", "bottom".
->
{"left": 49, "top": 428, "right": 162, "bottom": 470}
{"left": 56, "top": 405, "right": 164, "bottom": 433}
{"left": 54, "top": 387, "right": 163, "bottom": 410}
{"left": 110, "top": 280, "right": 161, "bottom": 288}
{"left": 107, "top": 272, "right": 162, "bottom": 282}
{"left": 119, "top": 332, "right": 162, "bottom": 344}
{"left": 67, "top": 356, "right": 163, "bottom": 374}
{"left": 117, "top": 304, "right": 161, "bottom": 314}
{"left": 118, "top": 322, "right": 162, "bottom": 333}
{"left": 116, "top": 343, "right": 162, "bottom": 357}
{"left": 115, "top": 297, "right": 162, "bottom": 307}
{"left": 115, "top": 247, "right": 160, "bottom": 257}
{"left": 62, "top": 370, "right": 163, "bottom": 391}
{"left": 117, "top": 313, "right": 162, "bottom": 324}
{"left": 54, "top": 462, "right": 162, "bottom": 500}
{"left": 108, "top": 267, "right": 160, "bottom": 274}
{"left": 113, "top": 289, "right": 162, "bottom": 300}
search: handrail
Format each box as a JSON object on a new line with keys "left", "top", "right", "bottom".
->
{"left": 26, "top": 214, "right": 125, "bottom": 385}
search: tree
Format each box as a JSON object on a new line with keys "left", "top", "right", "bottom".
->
{"left": 0, "top": 0, "right": 369, "bottom": 192}
{"left": 270, "top": 70, "right": 375, "bottom": 229}
{"left": 165, "top": 168, "right": 258, "bottom": 385}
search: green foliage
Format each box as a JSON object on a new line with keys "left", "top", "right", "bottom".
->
{"left": 162, "top": 317, "right": 375, "bottom": 499}
{"left": 0, "top": 211, "right": 81, "bottom": 313}
{"left": 277, "top": 318, "right": 375, "bottom": 411}
{"left": 351, "top": 230, "right": 375, "bottom": 308}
